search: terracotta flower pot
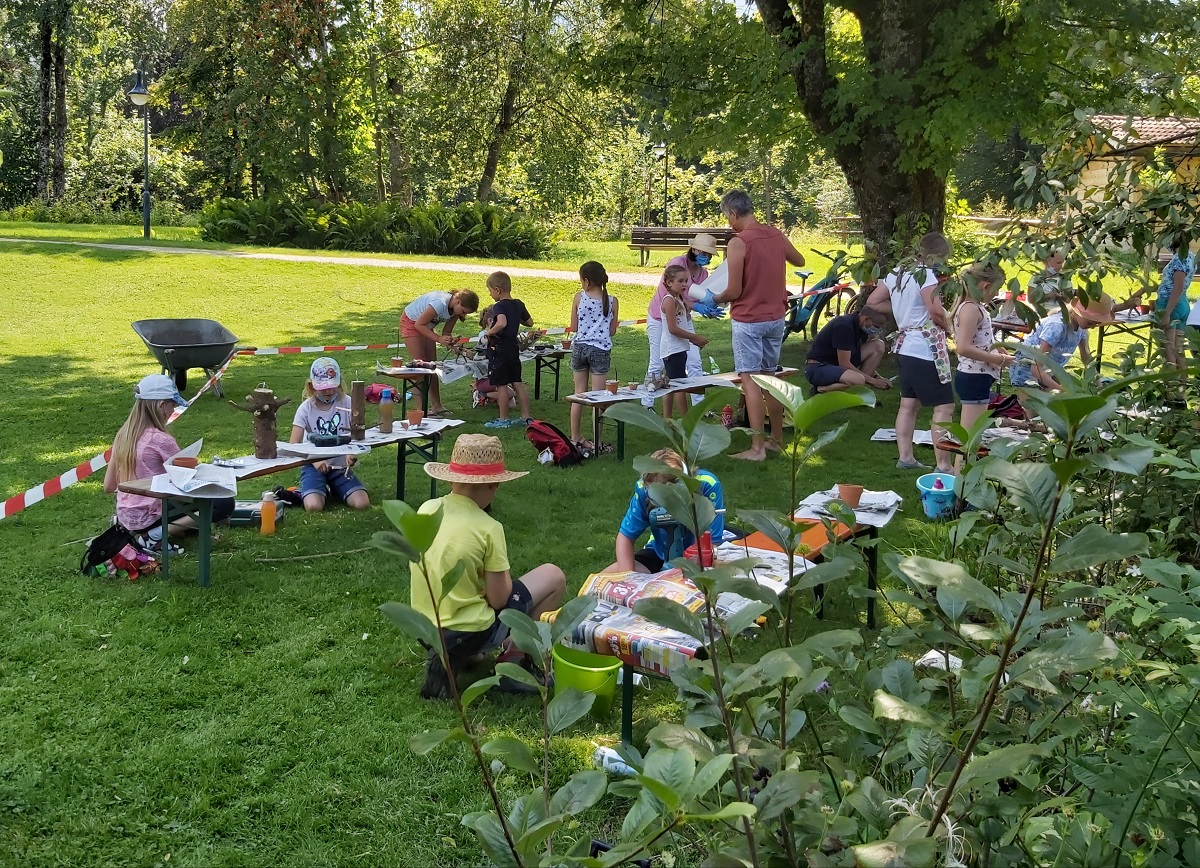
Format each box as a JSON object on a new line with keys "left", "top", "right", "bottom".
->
{"left": 837, "top": 483, "right": 864, "bottom": 508}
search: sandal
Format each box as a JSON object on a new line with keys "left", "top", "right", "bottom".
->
{"left": 425, "top": 409, "right": 449, "bottom": 418}
{"left": 596, "top": 443, "right": 615, "bottom": 455}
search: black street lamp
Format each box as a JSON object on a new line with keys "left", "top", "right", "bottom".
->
{"left": 127, "top": 70, "right": 150, "bottom": 239}
{"left": 653, "top": 142, "right": 668, "bottom": 226}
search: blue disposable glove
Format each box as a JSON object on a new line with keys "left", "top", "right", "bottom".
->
{"left": 694, "top": 302, "right": 726, "bottom": 320}
{"left": 701, "top": 289, "right": 717, "bottom": 307}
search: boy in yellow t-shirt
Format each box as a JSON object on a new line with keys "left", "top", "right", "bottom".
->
{"left": 414, "top": 434, "right": 566, "bottom": 699}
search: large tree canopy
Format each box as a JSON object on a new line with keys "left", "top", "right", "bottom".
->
{"left": 598, "top": 0, "right": 1200, "bottom": 256}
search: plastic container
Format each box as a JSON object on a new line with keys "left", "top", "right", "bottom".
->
{"left": 552, "top": 645, "right": 622, "bottom": 719}
{"left": 683, "top": 531, "right": 714, "bottom": 567}
{"left": 378, "top": 388, "right": 394, "bottom": 433}
{"left": 916, "top": 473, "right": 956, "bottom": 520}
{"left": 260, "top": 491, "right": 277, "bottom": 535}
{"left": 593, "top": 746, "right": 636, "bottom": 776}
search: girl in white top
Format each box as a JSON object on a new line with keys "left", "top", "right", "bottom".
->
{"left": 659, "top": 264, "right": 709, "bottom": 419}
{"left": 399, "top": 288, "right": 479, "bottom": 415}
{"left": 952, "top": 262, "right": 1011, "bottom": 462}
{"left": 569, "top": 261, "right": 620, "bottom": 447}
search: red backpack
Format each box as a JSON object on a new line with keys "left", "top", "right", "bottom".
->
{"left": 525, "top": 420, "right": 584, "bottom": 466}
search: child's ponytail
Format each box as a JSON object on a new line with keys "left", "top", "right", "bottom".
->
{"left": 579, "top": 260, "right": 610, "bottom": 318}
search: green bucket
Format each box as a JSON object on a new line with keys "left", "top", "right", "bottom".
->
{"left": 552, "top": 645, "right": 623, "bottom": 719}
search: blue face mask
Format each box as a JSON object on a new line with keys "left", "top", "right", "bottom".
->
{"left": 693, "top": 252, "right": 712, "bottom": 267}
{"left": 864, "top": 325, "right": 882, "bottom": 338}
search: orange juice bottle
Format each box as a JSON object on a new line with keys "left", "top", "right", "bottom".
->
{"left": 260, "top": 491, "right": 277, "bottom": 536}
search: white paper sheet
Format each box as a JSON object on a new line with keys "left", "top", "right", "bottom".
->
{"left": 276, "top": 441, "right": 372, "bottom": 459}
{"left": 871, "top": 428, "right": 934, "bottom": 445}
{"left": 151, "top": 461, "right": 237, "bottom": 497}
{"left": 795, "top": 488, "right": 902, "bottom": 529}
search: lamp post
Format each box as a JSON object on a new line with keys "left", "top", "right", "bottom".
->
{"left": 127, "top": 70, "right": 150, "bottom": 239}
{"left": 653, "top": 142, "right": 668, "bottom": 225}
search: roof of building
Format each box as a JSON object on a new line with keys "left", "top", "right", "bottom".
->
{"left": 1091, "top": 115, "right": 1200, "bottom": 151}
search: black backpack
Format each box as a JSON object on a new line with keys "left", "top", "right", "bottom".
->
{"left": 80, "top": 523, "right": 136, "bottom": 575}
{"left": 525, "top": 420, "right": 584, "bottom": 466}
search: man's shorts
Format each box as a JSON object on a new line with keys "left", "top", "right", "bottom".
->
{"left": 633, "top": 548, "right": 665, "bottom": 573}
{"left": 570, "top": 342, "right": 612, "bottom": 375}
{"left": 954, "top": 371, "right": 996, "bottom": 404}
{"left": 439, "top": 580, "right": 534, "bottom": 657}
{"left": 732, "top": 318, "right": 785, "bottom": 373}
{"left": 897, "top": 355, "right": 954, "bottom": 406}
{"left": 488, "top": 348, "right": 523, "bottom": 387}
{"left": 300, "top": 464, "right": 367, "bottom": 501}
{"left": 804, "top": 362, "right": 846, "bottom": 388}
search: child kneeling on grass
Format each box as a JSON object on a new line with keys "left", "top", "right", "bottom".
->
{"left": 605, "top": 448, "right": 725, "bottom": 574}
{"left": 414, "top": 434, "right": 566, "bottom": 699}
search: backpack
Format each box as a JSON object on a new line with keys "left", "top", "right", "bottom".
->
{"left": 80, "top": 523, "right": 135, "bottom": 575}
{"left": 525, "top": 420, "right": 584, "bottom": 466}
{"left": 988, "top": 393, "right": 1025, "bottom": 420}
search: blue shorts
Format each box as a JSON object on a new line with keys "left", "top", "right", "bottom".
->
{"left": 804, "top": 363, "right": 846, "bottom": 388}
{"left": 955, "top": 371, "right": 996, "bottom": 404}
{"left": 300, "top": 463, "right": 366, "bottom": 501}
{"left": 439, "top": 580, "right": 533, "bottom": 655}
{"left": 732, "top": 318, "right": 785, "bottom": 373}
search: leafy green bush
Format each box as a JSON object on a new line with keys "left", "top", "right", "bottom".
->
{"left": 198, "top": 197, "right": 551, "bottom": 259}
{"left": 0, "top": 200, "right": 196, "bottom": 227}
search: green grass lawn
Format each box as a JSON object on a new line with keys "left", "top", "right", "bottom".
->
{"left": 0, "top": 229, "right": 1171, "bottom": 866}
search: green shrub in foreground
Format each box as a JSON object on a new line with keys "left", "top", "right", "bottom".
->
{"left": 198, "top": 197, "right": 552, "bottom": 259}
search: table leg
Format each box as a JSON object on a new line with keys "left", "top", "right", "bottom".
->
{"left": 197, "top": 500, "right": 214, "bottom": 588}
{"left": 396, "top": 435, "right": 440, "bottom": 503}
{"left": 428, "top": 435, "right": 439, "bottom": 501}
{"left": 866, "top": 528, "right": 879, "bottom": 630}
{"left": 592, "top": 407, "right": 601, "bottom": 449}
{"left": 621, "top": 663, "right": 634, "bottom": 746}
{"left": 1096, "top": 326, "right": 1106, "bottom": 365}
{"left": 420, "top": 379, "right": 430, "bottom": 414}
{"left": 534, "top": 357, "right": 544, "bottom": 401}
{"left": 617, "top": 420, "right": 625, "bottom": 461}
{"left": 159, "top": 509, "right": 171, "bottom": 580}
{"left": 396, "top": 440, "right": 407, "bottom": 500}
{"left": 552, "top": 357, "right": 562, "bottom": 402}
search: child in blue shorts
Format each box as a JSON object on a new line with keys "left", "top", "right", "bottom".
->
{"left": 289, "top": 357, "right": 371, "bottom": 512}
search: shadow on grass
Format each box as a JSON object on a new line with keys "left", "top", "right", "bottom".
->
{"left": 0, "top": 238, "right": 164, "bottom": 263}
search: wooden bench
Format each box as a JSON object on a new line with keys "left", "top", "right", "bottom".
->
{"left": 628, "top": 226, "right": 735, "bottom": 266}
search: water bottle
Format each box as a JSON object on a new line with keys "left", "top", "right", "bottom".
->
{"left": 708, "top": 356, "right": 720, "bottom": 375}
{"left": 721, "top": 404, "right": 734, "bottom": 429}
{"left": 593, "top": 746, "right": 636, "bottom": 776}
{"left": 260, "top": 490, "right": 277, "bottom": 536}
{"left": 378, "top": 388, "right": 394, "bottom": 433}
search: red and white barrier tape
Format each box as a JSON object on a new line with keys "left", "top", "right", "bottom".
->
{"left": 237, "top": 342, "right": 403, "bottom": 356}
{"left": 0, "top": 351, "right": 237, "bottom": 522}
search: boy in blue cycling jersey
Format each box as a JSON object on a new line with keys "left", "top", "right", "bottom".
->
{"left": 606, "top": 448, "right": 725, "bottom": 574}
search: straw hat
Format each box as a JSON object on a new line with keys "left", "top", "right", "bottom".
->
{"left": 424, "top": 434, "right": 529, "bottom": 484}
{"left": 1067, "top": 293, "right": 1117, "bottom": 326}
{"left": 689, "top": 233, "right": 718, "bottom": 255}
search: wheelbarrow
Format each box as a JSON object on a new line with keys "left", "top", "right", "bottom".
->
{"left": 132, "top": 319, "right": 239, "bottom": 397}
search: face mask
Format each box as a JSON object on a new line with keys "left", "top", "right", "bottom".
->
{"left": 693, "top": 253, "right": 712, "bottom": 267}
{"left": 864, "top": 326, "right": 882, "bottom": 338}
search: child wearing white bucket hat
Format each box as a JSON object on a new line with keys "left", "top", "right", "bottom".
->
{"left": 411, "top": 433, "right": 566, "bottom": 698}
{"left": 103, "top": 373, "right": 234, "bottom": 552}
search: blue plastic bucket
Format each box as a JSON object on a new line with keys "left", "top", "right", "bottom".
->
{"left": 916, "top": 473, "right": 957, "bottom": 520}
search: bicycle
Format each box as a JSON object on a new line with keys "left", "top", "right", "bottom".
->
{"left": 784, "top": 249, "right": 870, "bottom": 339}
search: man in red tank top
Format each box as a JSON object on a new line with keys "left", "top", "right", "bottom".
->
{"left": 713, "top": 190, "right": 806, "bottom": 460}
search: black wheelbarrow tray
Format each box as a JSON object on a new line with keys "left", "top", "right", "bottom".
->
{"left": 132, "top": 318, "right": 239, "bottom": 397}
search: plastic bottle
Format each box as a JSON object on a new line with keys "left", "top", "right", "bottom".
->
{"left": 708, "top": 355, "right": 720, "bottom": 375}
{"left": 721, "top": 404, "right": 734, "bottom": 429}
{"left": 378, "top": 388, "right": 394, "bottom": 433}
{"left": 932, "top": 477, "right": 945, "bottom": 490}
{"left": 260, "top": 491, "right": 277, "bottom": 536}
{"left": 593, "top": 746, "right": 636, "bottom": 776}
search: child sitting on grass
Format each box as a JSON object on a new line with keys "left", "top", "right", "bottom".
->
{"left": 103, "top": 373, "right": 234, "bottom": 553}
{"left": 482, "top": 271, "right": 533, "bottom": 429}
{"left": 414, "top": 434, "right": 566, "bottom": 698}
{"left": 605, "top": 448, "right": 725, "bottom": 574}
{"left": 289, "top": 357, "right": 370, "bottom": 513}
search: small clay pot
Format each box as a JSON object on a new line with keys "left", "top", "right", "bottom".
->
{"left": 391, "top": 356, "right": 406, "bottom": 368}
{"left": 837, "top": 484, "right": 864, "bottom": 508}
{"left": 407, "top": 409, "right": 424, "bottom": 427}
{"left": 561, "top": 339, "right": 572, "bottom": 349}
{"left": 171, "top": 456, "right": 199, "bottom": 469}
{"left": 605, "top": 380, "right": 619, "bottom": 394}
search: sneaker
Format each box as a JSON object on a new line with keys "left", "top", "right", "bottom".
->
{"left": 133, "top": 532, "right": 184, "bottom": 556}
{"left": 495, "top": 652, "right": 554, "bottom": 695}
{"left": 420, "top": 654, "right": 452, "bottom": 700}
{"left": 484, "top": 418, "right": 513, "bottom": 429}
{"left": 471, "top": 390, "right": 488, "bottom": 409}
{"left": 511, "top": 418, "right": 531, "bottom": 427}
{"left": 896, "top": 459, "right": 931, "bottom": 470}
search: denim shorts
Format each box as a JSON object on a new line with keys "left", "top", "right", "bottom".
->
{"left": 570, "top": 342, "right": 611, "bottom": 374}
{"left": 300, "top": 464, "right": 366, "bottom": 501}
{"left": 732, "top": 318, "right": 785, "bottom": 373}
{"left": 439, "top": 580, "right": 533, "bottom": 656}
{"left": 955, "top": 371, "right": 996, "bottom": 404}
{"left": 804, "top": 363, "right": 846, "bottom": 388}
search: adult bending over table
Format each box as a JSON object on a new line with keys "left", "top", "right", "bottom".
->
{"left": 712, "top": 190, "right": 806, "bottom": 461}
{"left": 399, "top": 288, "right": 480, "bottom": 416}
{"left": 804, "top": 306, "right": 891, "bottom": 393}
{"left": 642, "top": 234, "right": 723, "bottom": 407}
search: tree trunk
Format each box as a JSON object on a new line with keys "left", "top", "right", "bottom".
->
{"left": 385, "top": 74, "right": 413, "bottom": 206}
{"left": 835, "top": 136, "right": 946, "bottom": 255}
{"left": 52, "top": 26, "right": 68, "bottom": 201}
{"left": 37, "top": 19, "right": 52, "bottom": 203}
{"left": 476, "top": 75, "right": 519, "bottom": 202}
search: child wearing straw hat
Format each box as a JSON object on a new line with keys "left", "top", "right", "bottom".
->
{"left": 1007, "top": 294, "right": 1114, "bottom": 392}
{"left": 413, "top": 434, "right": 566, "bottom": 699}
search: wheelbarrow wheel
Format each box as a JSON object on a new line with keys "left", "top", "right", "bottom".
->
{"left": 172, "top": 368, "right": 188, "bottom": 393}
